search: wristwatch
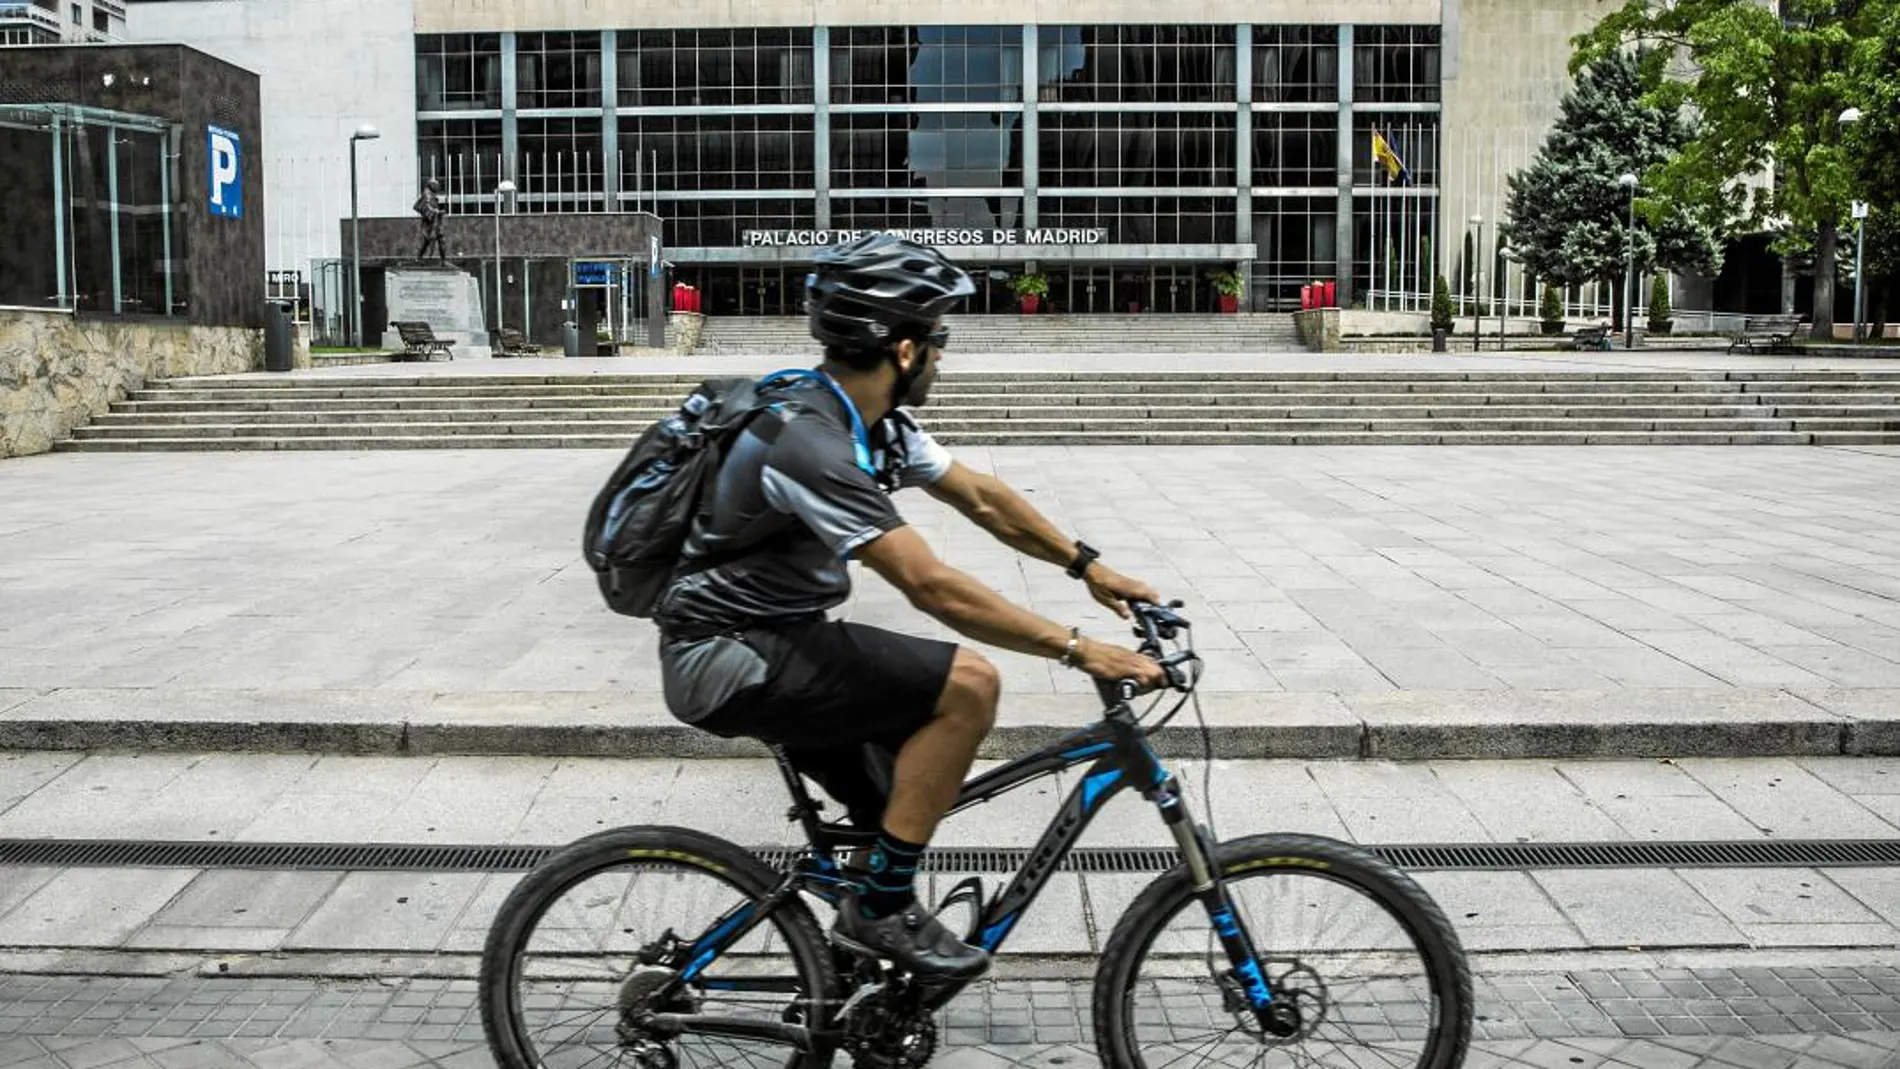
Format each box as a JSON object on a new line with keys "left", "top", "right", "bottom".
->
{"left": 1066, "top": 540, "right": 1100, "bottom": 580}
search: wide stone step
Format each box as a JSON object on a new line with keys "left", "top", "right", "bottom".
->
{"left": 68, "top": 416, "right": 1900, "bottom": 439}
{"left": 123, "top": 388, "right": 1900, "bottom": 410}
{"left": 135, "top": 380, "right": 1795, "bottom": 402}
{"left": 61, "top": 429, "right": 1900, "bottom": 452}
{"left": 101, "top": 403, "right": 1900, "bottom": 425}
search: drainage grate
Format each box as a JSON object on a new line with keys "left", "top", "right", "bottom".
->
{"left": 2, "top": 838, "right": 1897, "bottom": 873}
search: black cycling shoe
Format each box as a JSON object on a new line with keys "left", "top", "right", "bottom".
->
{"left": 830, "top": 894, "right": 991, "bottom": 979}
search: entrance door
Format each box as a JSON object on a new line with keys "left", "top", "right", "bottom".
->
{"left": 1150, "top": 267, "right": 1198, "bottom": 313}
{"left": 738, "top": 268, "right": 799, "bottom": 316}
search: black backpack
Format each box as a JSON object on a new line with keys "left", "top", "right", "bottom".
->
{"left": 582, "top": 374, "right": 785, "bottom": 618}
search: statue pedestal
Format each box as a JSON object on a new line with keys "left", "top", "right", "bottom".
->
{"left": 381, "top": 264, "right": 490, "bottom": 358}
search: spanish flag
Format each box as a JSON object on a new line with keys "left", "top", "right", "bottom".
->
{"left": 1372, "top": 130, "right": 1411, "bottom": 186}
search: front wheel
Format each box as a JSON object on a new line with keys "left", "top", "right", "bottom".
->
{"left": 1094, "top": 833, "right": 1472, "bottom": 1069}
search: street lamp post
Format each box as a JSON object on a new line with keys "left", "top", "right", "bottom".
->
{"left": 1618, "top": 173, "right": 1638, "bottom": 350}
{"left": 348, "top": 123, "right": 381, "bottom": 348}
{"left": 1498, "top": 244, "right": 1512, "bottom": 353}
{"left": 1841, "top": 107, "right": 1866, "bottom": 343}
{"left": 1468, "top": 214, "right": 1483, "bottom": 352}
{"left": 494, "top": 179, "right": 517, "bottom": 334}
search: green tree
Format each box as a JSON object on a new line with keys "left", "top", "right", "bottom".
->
{"left": 1573, "top": 0, "right": 1887, "bottom": 340}
{"left": 1501, "top": 48, "right": 1721, "bottom": 331}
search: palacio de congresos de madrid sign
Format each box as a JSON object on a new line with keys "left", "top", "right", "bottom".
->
{"left": 741, "top": 228, "right": 1111, "bottom": 248}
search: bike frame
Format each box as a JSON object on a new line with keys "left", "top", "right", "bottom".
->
{"left": 642, "top": 682, "right": 1285, "bottom": 1050}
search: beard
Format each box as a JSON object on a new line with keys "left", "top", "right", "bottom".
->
{"left": 901, "top": 363, "right": 937, "bottom": 408}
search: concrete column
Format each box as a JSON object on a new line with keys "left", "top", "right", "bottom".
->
{"left": 1022, "top": 23, "right": 1039, "bottom": 230}
{"left": 1335, "top": 25, "right": 1355, "bottom": 304}
{"left": 601, "top": 30, "right": 620, "bottom": 206}
{"left": 501, "top": 32, "right": 519, "bottom": 184}
{"left": 813, "top": 26, "right": 831, "bottom": 230}
{"left": 1234, "top": 24, "right": 1252, "bottom": 247}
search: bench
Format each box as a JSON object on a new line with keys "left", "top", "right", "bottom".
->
{"left": 1728, "top": 314, "right": 1804, "bottom": 355}
{"left": 391, "top": 320, "right": 455, "bottom": 362}
{"left": 496, "top": 327, "right": 542, "bottom": 357}
{"left": 1567, "top": 325, "right": 1612, "bottom": 351}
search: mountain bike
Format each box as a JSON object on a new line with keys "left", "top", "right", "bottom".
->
{"left": 479, "top": 601, "right": 1474, "bottom": 1069}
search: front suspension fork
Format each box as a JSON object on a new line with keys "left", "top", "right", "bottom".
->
{"left": 1152, "top": 776, "right": 1300, "bottom": 1038}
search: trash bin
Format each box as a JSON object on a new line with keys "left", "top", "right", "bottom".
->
{"left": 563, "top": 321, "right": 581, "bottom": 358}
{"left": 263, "top": 300, "right": 294, "bottom": 372}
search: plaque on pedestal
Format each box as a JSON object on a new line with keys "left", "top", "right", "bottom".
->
{"left": 381, "top": 264, "right": 491, "bottom": 358}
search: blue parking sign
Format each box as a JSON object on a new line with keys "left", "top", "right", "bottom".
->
{"left": 207, "top": 125, "right": 242, "bottom": 218}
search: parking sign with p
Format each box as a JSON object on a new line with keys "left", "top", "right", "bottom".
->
{"left": 208, "top": 125, "right": 242, "bottom": 218}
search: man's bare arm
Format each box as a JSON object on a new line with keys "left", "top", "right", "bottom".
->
{"left": 856, "top": 526, "right": 1165, "bottom": 687}
{"left": 924, "top": 462, "right": 1160, "bottom": 615}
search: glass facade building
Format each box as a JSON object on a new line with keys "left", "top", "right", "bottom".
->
{"left": 411, "top": 23, "right": 1442, "bottom": 314}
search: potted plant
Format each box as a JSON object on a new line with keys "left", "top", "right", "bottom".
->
{"left": 1209, "top": 270, "right": 1244, "bottom": 313}
{"left": 1539, "top": 284, "right": 1566, "bottom": 336}
{"left": 1430, "top": 274, "right": 1455, "bottom": 352}
{"left": 1647, "top": 274, "right": 1673, "bottom": 335}
{"left": 1009, "top": 273, "right": 1048, "bottom": 314}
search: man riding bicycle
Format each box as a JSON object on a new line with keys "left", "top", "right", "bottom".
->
{"left": 655, "top": 233, "right": 1168, "bottom": 980}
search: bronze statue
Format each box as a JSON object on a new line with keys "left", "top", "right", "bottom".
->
{"left": 413, "top": 178, "right": 447, "bottom": 259}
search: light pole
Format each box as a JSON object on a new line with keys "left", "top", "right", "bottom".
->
{"left": 1467, "top": 214, "right": 1483, "bottom": 351}
{"left": 1498, "top": 244, "right": 1512, "bottom": 352}
{"left": 348, "top": 123, "right": 381, "bottom": 348}
{"left": 494, "top": 179, "right": 516, "bottom": 334}
{"left": 1841, "top": 107, "right": 1866, "bottom": 343}
{"left": 1617, "top": 173, "right": 1638, "bottom": 349}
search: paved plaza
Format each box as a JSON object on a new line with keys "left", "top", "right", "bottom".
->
{"left": 3, "top": 436, "right": 1899, "bottom": 754}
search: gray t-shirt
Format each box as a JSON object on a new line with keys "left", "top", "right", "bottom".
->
{"left": 654, "top": 374, "right": 952, "bottom": 638}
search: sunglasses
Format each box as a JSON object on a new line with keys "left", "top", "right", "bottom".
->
{"left": 924, "top": 327, "right": 949, "bottom": 350}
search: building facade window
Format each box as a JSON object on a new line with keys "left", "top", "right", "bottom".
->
{"left": 832, "top": 26, "right": 1023, "bottom": 104}
{"left": 1037, "top": 25, "right": 1236, "bottom": 104}
{"left": 623, "top": 114, "right": 815, "bottom": 193}
{"left": 657, "top": 196, "right": 815, "bottom": 246}
{"left": 832, "top": 111, "right": 1023, "bottom": 190}
{"left": 1352, "top": 25, "right": 1440, "bottom": 104}
{"left": 832, "top": 195, "right": 1021, "bottom": 232}
{"left": 418, "top": 117, "right": 503, "bottom": 201}
{"left": 1039, "top": 111, "right": 1236, "bottom": 188}
{"left": 516, "top": 31, "right": 602, "bottom": 110}
{"left": 518, "top": 116, "right": 604, "bottom": 208}
{"left": 1042, "top": 194, "right": 1235, "bottom": 243}
{"left": 618, "top": 28, "right": 814, "bottom": 107}
{"left": 1253, "top": 25, "right": 1338, "bottom": 103}
{"left": 1351, "top": 112, "right": 1439, "bottom": 187}
{"left": 1253, "top": 110, "right": 1337, "bottom": 188}
{"left": 417, "top": 33, "right": 503, "bottom": 112}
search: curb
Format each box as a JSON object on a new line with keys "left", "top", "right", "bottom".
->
{"left": 2, "top": 717, "right": 1894, "bottom": 760}
{"left": 3, "top": 687, "right": 1892, "bottom": 760}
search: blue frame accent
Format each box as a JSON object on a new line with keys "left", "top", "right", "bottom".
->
{"left": 681, "top": 906, "right": 753, "bottom": 980}
{"left": 1081, "top": 768, "right": 1122, "bottom": 810}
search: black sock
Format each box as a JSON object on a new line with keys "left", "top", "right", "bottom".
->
{"left": 856, "top": 830, "right": 926, "bottom": 918}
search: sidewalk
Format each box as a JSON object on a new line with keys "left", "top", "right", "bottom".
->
{"left": 2, "top": 753, "right": 1896, "bottom": 965}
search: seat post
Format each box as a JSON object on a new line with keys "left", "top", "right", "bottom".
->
{"left": 771, "top": 746, "right": 831, "bottom": 849}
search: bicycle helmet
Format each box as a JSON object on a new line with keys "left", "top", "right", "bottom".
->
{"left": 805, "top": 233, "right": 976, "bottom": 356}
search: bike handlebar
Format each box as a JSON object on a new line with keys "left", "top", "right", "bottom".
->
{"left": 1112, "top": 599, "right": 1199, "bottom": 697}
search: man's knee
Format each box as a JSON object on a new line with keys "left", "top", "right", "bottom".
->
{"left": 937, "top": 648, "right": 1000, "bottom": 730}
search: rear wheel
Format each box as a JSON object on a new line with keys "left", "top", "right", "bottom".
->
{"left": 479, "top": 826, "right": 841, "bottom": 1069}
{"left": 1094, "top": 833, "right": 1472, "bottom": 1069}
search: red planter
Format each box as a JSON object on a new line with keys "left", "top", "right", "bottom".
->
{"left": 1217, "top": 294, "right": 1239, "bottom": 314}
{"left": 1019, "top": 294, "right": 1041, "bottom": 314}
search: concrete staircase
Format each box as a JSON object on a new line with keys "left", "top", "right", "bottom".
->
{"left": 693, "top": 314, "right": 1305, "bottom": 355}
{"left": 56, "top": 370, "right": 1900, "bottom": 451}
